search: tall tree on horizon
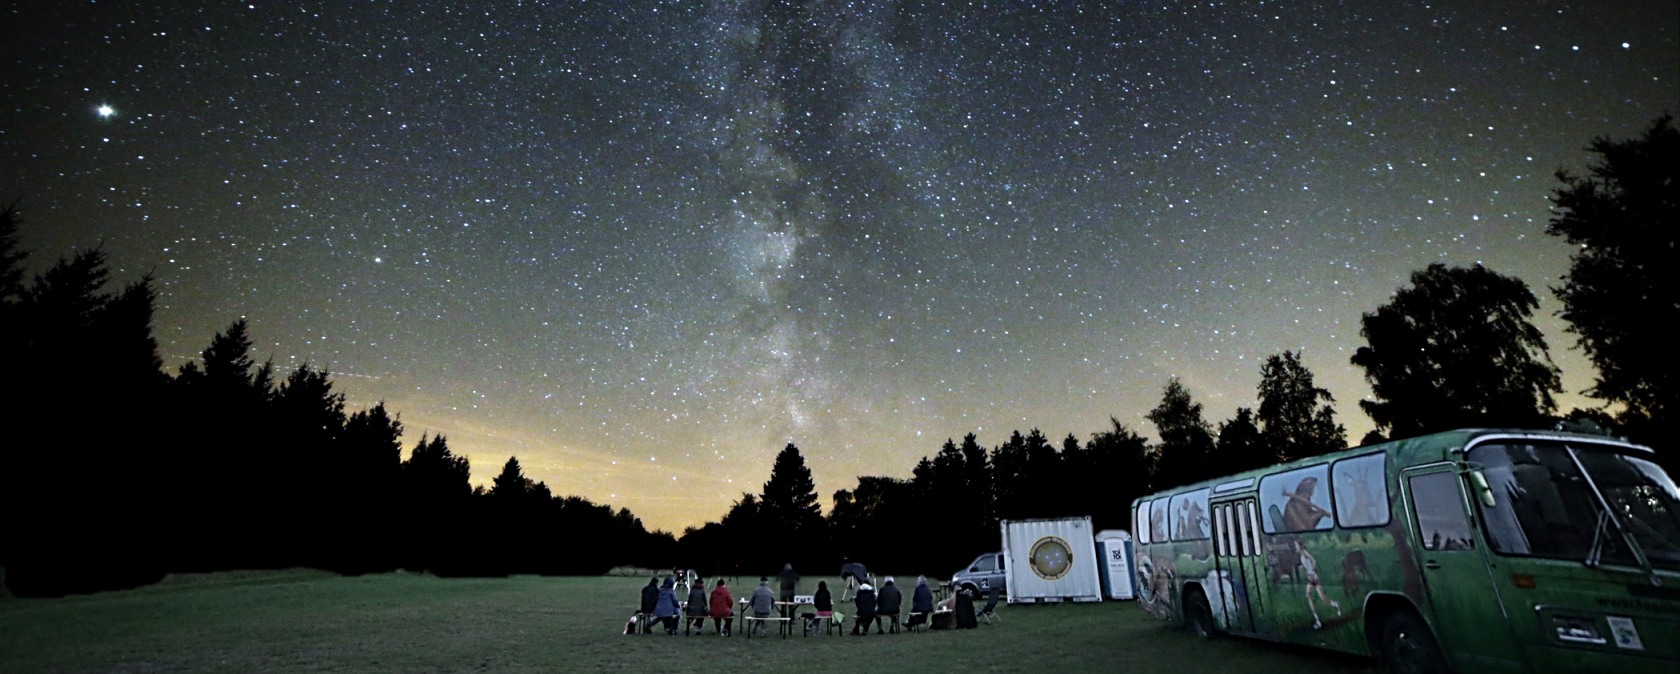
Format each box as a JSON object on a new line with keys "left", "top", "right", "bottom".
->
{"left": 1547, "top": 115, "right": 1679, "bottom": 453}
{"left": 1147, "top": 378, "right": 1216, "bottom": 490}
{"left": 760, "top": 443, "right": 824, "bottom": 532}
{"left": 1352, "top": 263, "right": 1563, "bottom": 438}
{"left": 491, "top": 456, "right": 530, "bottom": 501}
{"left": 1256, "top": 351, "right": 1347, "bottom": 462}
{"left": 989, "top": 430, "right": 1030, "bottom": 520}
{"left": 1086, "top": 418, "right": 1152, "bottom": 519}
{"left": 4, "top": 242, "right": 171, "bottom": 595}
{"left": 957, "top": 433, "right": 993, "bottom": 538}
{"left": 1212, "top": 407, "right": 1268, "bottom": 474}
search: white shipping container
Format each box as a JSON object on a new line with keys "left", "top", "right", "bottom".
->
{"left": 1000, "top": 517, "right": 1104, "bottom": 603}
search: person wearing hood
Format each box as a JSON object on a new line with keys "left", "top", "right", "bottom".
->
{"left": 685, "top": 575, "right": 710, "bottom": 634}
{"left": 906, "top": 576, "right": 935, "bottom": 628}
{"left": 709, "top": 578, "right": 735, "bottom": 637}
{"left": 851, "top": 582, "right": 878, "bottom": 635}
{"left": 639, "top": 577, "right": 660, "bottom": 634}
{"left": 654, "top": 577, "right": 681, "bottom": 635}
{"left": 875, "top": 576, "right": 903, "bottom": 634}
{"left": 751, "top": 577, "right": 777, "bottom": 637}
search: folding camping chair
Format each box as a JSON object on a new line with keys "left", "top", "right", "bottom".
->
{"left": 977, "top": 587, "right": 1002, "bottom": 624}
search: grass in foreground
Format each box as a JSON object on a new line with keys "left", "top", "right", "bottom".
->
{"left": 1, "top": 570, "right": 1375, "bottom": 673}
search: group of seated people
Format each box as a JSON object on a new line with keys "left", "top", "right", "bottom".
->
{"left": 638, "top": 570, "right": 980, "bottom": 636}
{"left": 638, "top": 572, "right": 744, "bottom": 636}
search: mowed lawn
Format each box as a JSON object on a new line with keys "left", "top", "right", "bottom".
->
{"left": 1, "top": 570, "right": 1375, "bottom": 673}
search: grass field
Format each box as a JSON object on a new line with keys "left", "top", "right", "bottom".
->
{"left": 1, "top": 570, "right": 1377, "bottom": 673}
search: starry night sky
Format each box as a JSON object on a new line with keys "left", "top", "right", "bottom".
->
{"left": 6, "top": 0, "right": 1675, "bottom": 533}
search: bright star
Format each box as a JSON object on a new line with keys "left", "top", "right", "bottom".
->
{"left": 97, "top": 105, "right": 114, "bottom": 117}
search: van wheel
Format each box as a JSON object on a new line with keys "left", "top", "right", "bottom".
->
{"left": 1381, "top": 611, "right": 1449, "bottom": 674}
{"left": 1183, "top": 588, "right": 1215, "bottom": 639}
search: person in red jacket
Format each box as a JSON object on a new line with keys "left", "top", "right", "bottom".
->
{"left": 708, "top": 578, "right": 735, "bottom": 637}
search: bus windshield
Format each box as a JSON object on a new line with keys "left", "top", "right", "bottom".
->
{"left": 1469, "top": 441, "right": 1680, "bottom": 571}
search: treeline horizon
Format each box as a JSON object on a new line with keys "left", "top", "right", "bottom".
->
{"left": 0, "top": 210, "right": 678, "bottom": 597}
{"left": 3, "top": 116, "right": 1671, "bottom": 597}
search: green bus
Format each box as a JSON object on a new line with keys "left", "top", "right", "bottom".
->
{"left": 1130, "top": 428, "right": 1680, "bottom": 673}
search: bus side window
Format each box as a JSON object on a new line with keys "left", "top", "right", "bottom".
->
{"left": 1226, "top": 505, "right": 1239, "bottom": 555}
{"left": 1223, "top": 504, "right": 1236, "bottom": 551}
{"left": 1134, "top": 505, "right": 1146, "bottom": 545}
{"left": 1333, "top": 453, "right": 1390, "bottom": 528}
{"left": 1410, "top": 471, "right": 1475, "bottom": 551}
{"left": 1245, "top": 502, "right": 1260, "bottom": 556}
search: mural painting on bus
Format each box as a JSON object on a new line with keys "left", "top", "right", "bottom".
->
{"left": 1252, "top": 454, "right": 1399, "bottom": 647}
{"left": 1160, "top": 488, "right": 1216, "bottom": 622}
{"left": 1135, "top": 497, "right": 1179, "bottom": 621}
{"left": 1204, "top": 569, "right": 1241, "bottom": 628}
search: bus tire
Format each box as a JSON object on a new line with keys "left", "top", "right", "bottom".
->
{"left": 1381, "top": 611, "right": 1450, "bottom": 674}
{"left": 1183, "top": 587, "right": 1215, "bottom": 639}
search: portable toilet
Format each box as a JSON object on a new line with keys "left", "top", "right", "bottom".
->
{"left": 1094, "top": 529, "right": 1135, "bottom": 600}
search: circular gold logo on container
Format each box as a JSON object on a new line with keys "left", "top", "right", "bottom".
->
{"left": 1028, "top": 535, "right": 1073, "bottom": 581}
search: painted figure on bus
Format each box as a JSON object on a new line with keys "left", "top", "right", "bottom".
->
{"left": 1340, "top": 549, "right": 1372, "bottom": 598}
{"left": 1177, "top": 499, "right": 1209, "bottom": 540}
{"left": 1294, "top": 539, "right": 1341, "bottom": 629}
{"left": 1204, "top": 569, "right": 1241, "bottom": 627}
{"left": 1282, "top": 476, "right": 1332, "bottom": 531}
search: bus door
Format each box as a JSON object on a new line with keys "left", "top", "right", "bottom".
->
{"left": 1213, "top": 498, "right": 1270, "bottom": 635}
{"left": 1402, "top": 465, "right": 1528, "bottom": 672}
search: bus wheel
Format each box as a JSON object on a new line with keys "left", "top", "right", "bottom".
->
{"left": 1381, "top": 611, "right": 1449, "bottom": 674}
{"left": 1183, "top": 588, "right": 1215, "bottom": 639}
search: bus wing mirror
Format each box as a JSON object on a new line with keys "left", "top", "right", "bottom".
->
{"left": 1469, "top": 469, "right": 1496, "bottom": 508}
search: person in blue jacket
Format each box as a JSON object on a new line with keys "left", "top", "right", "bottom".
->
{"left": 654, "top": 577, "right": 681, "bottom": 635}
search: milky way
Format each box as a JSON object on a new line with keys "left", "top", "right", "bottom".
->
{"left": 5, "top": 1, "right": 1675, "bottom": 532}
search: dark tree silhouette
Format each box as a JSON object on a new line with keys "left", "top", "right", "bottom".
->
{"left": 758, "top": 443, "right": 824, "bottom": 567}
{"left": 1352, "top": 263, "right": 1563, "bottom": 438}
{"left": 1084, "top": 418, "right": 1152, "bottom": 528}
{"left": 1548, "top": 115, "right": 1679, "bottom": 451}
{"left": 405, "top": 434, "right": 471, "bottom": 501}
{"left": 956, "top": 433, "right": 994, "bottom": 542}
{"left": 491, "top": 456, "right": 530, "bottom": 500}
{"left": 1147, "top": 378, "right": 1216, "bottom": 489}
{"left": 989, "top": 431, "right": 1030, "bottom": 519}
{"left": 761, "top": 443, "right": 823, "bottom": 530}
{"left": 1212, "top": 407, "right": 1268, "bottom": 474}
{"left": 827, "top": 476, "right": 914, "bottom": 570}
{"left": 4, "top": 245, "right": 171, "bottom": 595}
{"left": 0, "top": 200, "right": 27, "bottom": 304}
{"left": 0, "top": 207, "right": 670, "bottom": 590}
{"left": 1256, "top": 351, "right": 1346, "bottom": 461}
{"left": 399, "top": 434, "right": 472, "bottom": 573}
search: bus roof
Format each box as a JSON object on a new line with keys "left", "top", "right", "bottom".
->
{"left": 1131, "top": 427, "right": 1653, "bottom": 506}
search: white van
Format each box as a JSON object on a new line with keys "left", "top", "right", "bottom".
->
{"left": 951, "top": 552, "right": 1007, "bottom": 596}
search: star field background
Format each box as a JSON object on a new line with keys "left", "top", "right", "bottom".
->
{"left": 6, "top": 0, "right": 1676, "bottom": 533}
